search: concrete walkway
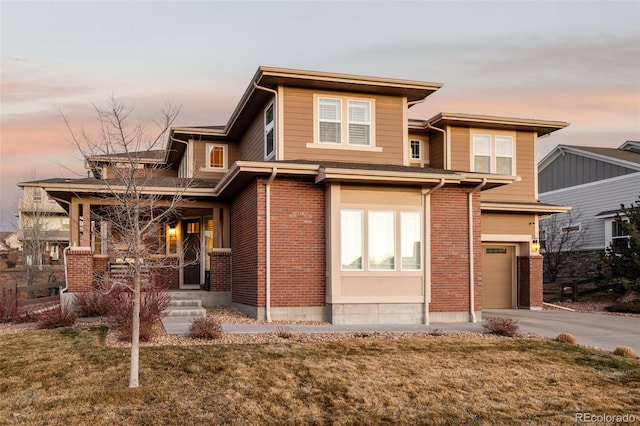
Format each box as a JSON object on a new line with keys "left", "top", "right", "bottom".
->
{"left": 163, "top": 309, "right": 640, "bottom": 355}
{"left": 485, "top": 309, "right": 640, "bottom": 354}
{"left": 161, "top": 316, "right": 484, "bottom": 335}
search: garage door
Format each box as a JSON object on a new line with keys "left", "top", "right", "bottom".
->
{"left": 482, "top": 245, "right": 514, "bottom": 308}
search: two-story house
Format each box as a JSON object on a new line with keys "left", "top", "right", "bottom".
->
{"left": 27, "top": 67, "right": 568, "bottom": 324}
{"left": 15, "top": 184, "right": 70, "bottom": 265}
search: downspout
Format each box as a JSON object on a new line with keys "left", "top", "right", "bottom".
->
{"left": 265, "top": 167, "right": 278, "bottom": 322}
{"left": 422, "top": 178, "right": 446, "bottom": 325}
{"left": 468, "top": 178, "right": 487, "bottom": 323}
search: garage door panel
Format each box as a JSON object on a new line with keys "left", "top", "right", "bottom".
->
{"left": 482, "top": 245, "right": 514, "bottom": 308}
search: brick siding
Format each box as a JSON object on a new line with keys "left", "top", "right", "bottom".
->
{"left": 231, "top": 179, "right": 262, "bottom": 306}
{"left": 66, "top": 248, "right": 94, "bottom": 292}
{"left": 429, "top": 187, "right": 482, "bottom": 312}
{"left": 518, "top": 255, "right": 543, "bottom": 308}
{"left": 210, "top": 250, "right": 232, "bottom": 291}
{"left": 269, "top": 178, "right": 325, "bottom": 307}
{"left": 230, "top": 177, "right": 326, "bottom": 309}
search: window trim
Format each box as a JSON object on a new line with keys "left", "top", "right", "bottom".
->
{"left": 309, "top": 94, "right": 381, "bottom": 152}
{"left": 470, "top": 130, "right": 516, "bottom": 175}
{"left": 264, "top": 102, "right": 275, "bottom": 160}
{"left": 205, "top": 143, "right": 228, "bottom": 171}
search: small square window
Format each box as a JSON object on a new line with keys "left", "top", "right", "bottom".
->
{"left": 207, "top": 144, "right": 227, "bottom": 170}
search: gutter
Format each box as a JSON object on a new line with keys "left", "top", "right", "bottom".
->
{"left": 468, "top": 178, "right": 487, "bottom": 323}
{"left": 265, "top": 167, "right": 278, "bottom": 322}
{"left": 422, "top": 178, "right": 446, "bottom": 325}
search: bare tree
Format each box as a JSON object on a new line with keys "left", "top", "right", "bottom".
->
{"left": 62, "top": 97, "right": 190, "bottom": 388}
{"left": 18, "top": 186, "right": 65, "bottom": 285}
{"left": 539, "top": 209, "right": 588, "bottom": 282}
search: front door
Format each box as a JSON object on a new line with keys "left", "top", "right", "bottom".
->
{"left": 182, "top": 219, "right": 201, "bottom": 287}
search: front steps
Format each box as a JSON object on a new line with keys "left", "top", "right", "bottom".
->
{"left": 161, "top": 292, "right": 206, "bottom": 335}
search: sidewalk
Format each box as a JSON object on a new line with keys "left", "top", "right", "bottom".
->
{"left": 161, "top": 316, "right": 485, "bottom": 335}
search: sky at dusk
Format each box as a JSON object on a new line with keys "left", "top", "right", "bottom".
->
{"left": 1, "top": 1, "right": 639, "bottom": 231}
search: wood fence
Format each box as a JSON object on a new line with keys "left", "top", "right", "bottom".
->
{"left": 1, "top": 282, "right": 63, "bottom": 307}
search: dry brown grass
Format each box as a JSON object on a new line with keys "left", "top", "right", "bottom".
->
{"left": 1, "top": 326, "right": 639, "bottom": 425}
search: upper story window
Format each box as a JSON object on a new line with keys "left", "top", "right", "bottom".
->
{"left": 311, "top": 95, "right": 380, "bottom": 151}
{"left": 472, "top": 133, "right": 515, "bottom": 175}
{"left": 410, "top": 140, "right": 421, "bottom": 160}
{"left": 206, "top": 144, "right": 228, "bottom": 171}
{"left": 264, "top": 102, "right": 275, "bottom": 159}
{"left": 32, "top": 189, "right": 42, "bottom": 202}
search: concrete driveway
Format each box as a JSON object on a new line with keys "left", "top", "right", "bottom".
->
{"left": 485, "top": 309, "right": 640, "bottom": 355}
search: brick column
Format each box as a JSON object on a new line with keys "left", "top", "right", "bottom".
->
{"left": 518, "top": 256, "right": 543, "bottom": 309}
{"left": 210, "top": 249, "right": 232, "bottom": 292}
{"left": 66, "top": 248, "right": 94, "bottom": 292}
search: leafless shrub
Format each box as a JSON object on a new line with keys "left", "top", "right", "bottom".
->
{"left": 73, "top": 291, "right": 104, "bottom": 317}
{"left": 276, "top": 326, "right": 293, "bottom": 339}
{"left": 189, "top": 317, "right": 223, "bottom": 340}
{"left": 102, "top": 287, "right": 171, "bottom": 341}
{"left": 482, "top": 317, "right": 519, "bottom": 337}
{"left": 35, "top": 306, "right": 77, "bottom": 329}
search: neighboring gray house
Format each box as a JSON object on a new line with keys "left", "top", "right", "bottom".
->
{"left": 538, "top": 141, "right": 640, "bottom": 278}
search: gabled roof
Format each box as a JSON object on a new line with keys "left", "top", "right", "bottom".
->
{"left": 418, "top": 113, "right": 569, "bottom": 137}
{"left": 538, "top": 142, "right": 640, "bottom": 172}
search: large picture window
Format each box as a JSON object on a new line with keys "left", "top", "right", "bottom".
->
{"left": 369, "top": 211, "right": 395, "bottom": 270}
{"left": 401, "top": 212, "right": 421, "bottom": 270}
{"left": 340, "top": 209, "right": 422, "bottom": 272}
{"left": 472, "top": 133, "right": 514, "bottom": 175}
{"left": 341, "top": 210, "right": 363, "bottom": 270}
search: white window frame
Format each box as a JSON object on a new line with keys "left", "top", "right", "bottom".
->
{"left": 471, "top": 131, "right": 516, "bottom": 175}
{"left": 309, "top": 95, "right": 381, "bottom": 152}
{"left": 264, "top": 102, "right": 275, "bottom": 160}
{"left": 339, "top": 209, "right": 422, "bottom": 272}
{"left": 206, "top": 143, "right": 228, "bottom": 171}
{"left": 410, "top": 139, "right": 421, "bottom": 160}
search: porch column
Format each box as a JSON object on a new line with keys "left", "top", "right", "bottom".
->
{"left": 66, "top": 247, "right": 94, "bottom": 292}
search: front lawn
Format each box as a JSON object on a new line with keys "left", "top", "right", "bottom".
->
{"left": 1, "top": 327, "right": 638, "bottom": 425}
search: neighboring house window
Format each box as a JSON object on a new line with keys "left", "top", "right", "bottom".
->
{"left": 410, "top": 140, "right": 421, "bottom": 160}
{"left": 369, "top": 211, "right": 395, "bottom": 270}
{"left": 341, "top": 210, "right": 363, "bottom": 270}
{"left": 612, "top": 220, "right": 630, "bottom": 248}
{"left": 472, "top": 133, "right": 514, "bottom": 175}
{"left": 340, "top": 209, "right": 422, "bottom": 272}
{"left": 264, "top": 102, "right": 275, "bottom": 159}
{"left": 313, "top": 96, "right": 378, "bottom": 150}
{"left": 562, "top": 225, "right": 581, "bottom": 233}
{"left": 207, "top": 144, "right": 227, "bottom": 170}
{"left": 33, "top": 189, "right": 42, "bottom": 202}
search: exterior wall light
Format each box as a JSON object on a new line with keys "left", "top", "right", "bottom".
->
{"left": 530, "top": 239, "right": 540, "bottom": 254}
